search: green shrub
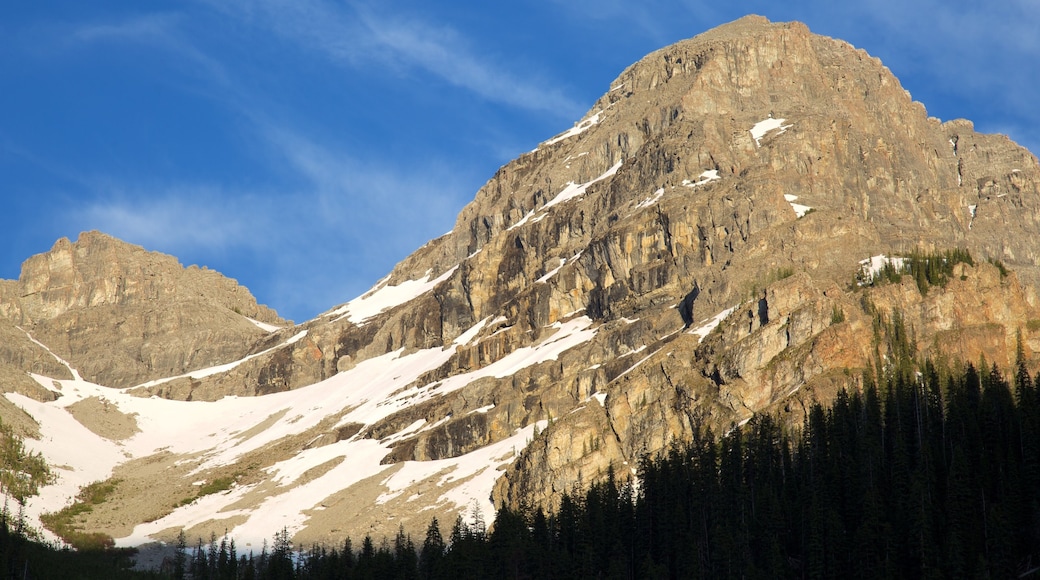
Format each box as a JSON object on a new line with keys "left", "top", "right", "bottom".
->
{"left": 197, "top": 476, "right": 235, "bottom": 497}
{"left": 989, "top": 258, "right": 1009, "bottom": 278}
{"left": 40, "top": 478, "right": 120, "bottom": 550}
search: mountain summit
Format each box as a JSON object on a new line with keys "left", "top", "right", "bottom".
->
{"left": 3, "top": 16, "right": 1039, "bottom": 553}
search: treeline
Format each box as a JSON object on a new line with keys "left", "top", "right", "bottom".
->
{"left": 619, "top": 359, "right": 1040, "bottom": 579}
{"left": 0, "top": 505, "right": 154, "bottom": 579}
{"left": 0, "top": 419, "right": 153, "bottom": 578}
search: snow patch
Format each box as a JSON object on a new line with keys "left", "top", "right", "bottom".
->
{"left": 784, "top": 194, "right": 813, "bottom": 218}
{"left": 133, "top": 330, "right": 310, "bottom": 389}
{"left": 381, "top": 419, "right": 427, "bottom": 445}
{"left": 688, "top": 306, "right": 737, "bottom": 343}
{"left": 453, "top": 316, "right": 491, "bottom": 347}
{"left": 507, "top": 210, "right": 535, "bottom": 231}
{"left": 331, "top": 267, "right": 458, "bottom": 324}
{"left": 245, "top": 318, "right": 281, "bottom": 333}
{"left": 8, "top": 390, "right": 126, "bottom": 528}
{"left": 682, "top": 170, "right": 720, "bottom": 187}
{"left": 543, "top": 160, "right": 622, "bottom": 211}
{"left": 537, "top": 258, "right": 567, "bottom": 283}
{"left": 858, "top": 255, "right": 908, "bottom": 284}
{"left": 616, "top": 348, "right": 656, "bottom": 380}
{"left": 375, "top": 421, "right": 546, "bottom": 523}
{"left": 636, "top": 188, "right": 665, "bottom": 209}
{"left": 750, "top": 117, "right": 792, "bottom": 146}
{"left": 544, "top": 112, "right": 602, "bottom": 146}
{"left": 509, "top": 161, "right": 621, "bottom": 231}
{"left": 19, "top": 327, "right": 82, "bottom": 382}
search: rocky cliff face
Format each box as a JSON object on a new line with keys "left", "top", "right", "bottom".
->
{"left": 0, "top": 231, "right": 286, "bottom": 391}
{"left": 4, "top": 15, "right": 1040, "bottom": 551}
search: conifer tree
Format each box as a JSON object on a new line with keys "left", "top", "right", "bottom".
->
{"left": 419, "top": 517, "right": 444, "bottom": 580}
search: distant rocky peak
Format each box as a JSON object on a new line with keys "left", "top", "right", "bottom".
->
{"left": 3, "top": 230, "right": 287, "bottom": 389}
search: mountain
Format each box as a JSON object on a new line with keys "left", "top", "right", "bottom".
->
{"left": 2, "top": 15, "right": 1040, "bottom": 557}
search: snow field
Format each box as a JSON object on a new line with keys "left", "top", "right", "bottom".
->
{"left": 12, "top": 310, "right": 599, "bottom": 549}
{"left": 330, "top": 267, "right": 459, "bottom": 325}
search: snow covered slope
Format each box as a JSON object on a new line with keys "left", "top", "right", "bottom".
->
{"left": 12, "top": 312, "right": 594, "bottom": 549}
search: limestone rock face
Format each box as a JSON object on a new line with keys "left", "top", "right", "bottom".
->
{"left": 0, "top": 231, "right": 286, "bottom": 390}
{"left": 7, "top": 16, "right": 1040, "bottom": 548}
{"left": 309, "top": 15, "right": 1040, "bottom": 511}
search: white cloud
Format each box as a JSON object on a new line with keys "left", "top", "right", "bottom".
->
{"left": 257, "top": 123, "right": 471, "bottom": 229}
{"left": 546, "top": 0, "right": 682, "bottom": 44}
{"left": 66, "top": 127, "right": 471, "bottom": 321}
{"left": 200, "top": 0, "right": 584, "bottom": 117}
{"left": 69, "top": 13, "right": 230, "bottom": 86}
{"left": 354, "top": 7, "right": 582, "bottom": 116}
{"left": 76, "top": 187, "right": 277, "bottom": 256}
{"left": 71, "top": 13, "right": 177, "bottom": 42}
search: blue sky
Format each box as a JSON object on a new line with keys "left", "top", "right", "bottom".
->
{"left": 2, "top": 1, "right": 1037, "bottom": 322}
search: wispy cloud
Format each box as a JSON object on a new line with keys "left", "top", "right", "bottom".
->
{"left": 75, "top": 186, "right": 277, "bottom": 256}
{"left": 200, "top": 0, "right": 584, "bottom": 118}
{"left": 353, "top": 7, "right": 582, "bottom": 116}
{"left": 72, "top": 13, "right": 179, "bottom": 42}
{"left": 545, "top": 0, "right": 684, "bottom": 45}
{"left": 66, "top": 125, "right": 471, "bottom": 320}
{"left": 257, "top": 123, "right": 472, "bottom": 260}
{"left": 68, "top": 13, "right": 230, "bottom": 86}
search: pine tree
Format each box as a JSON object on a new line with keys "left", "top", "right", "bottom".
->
{"left": 269, "top": 527, "right": 294, "bottom": 580}
{"left": 393, "top": 525, "right": 418, "bottom": 580}
{"left": 173, "top": 529, "right": 187, "bottom": 580}
{"left": 418, "top": 517, "right": 444, "bottom": 580}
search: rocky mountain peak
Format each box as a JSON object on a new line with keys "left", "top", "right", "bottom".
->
{"left": 1, "top": 231, "right": 286, "bottom": 390}
{"left": 18, "top": 231, "right": 280, "bottom": 323}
